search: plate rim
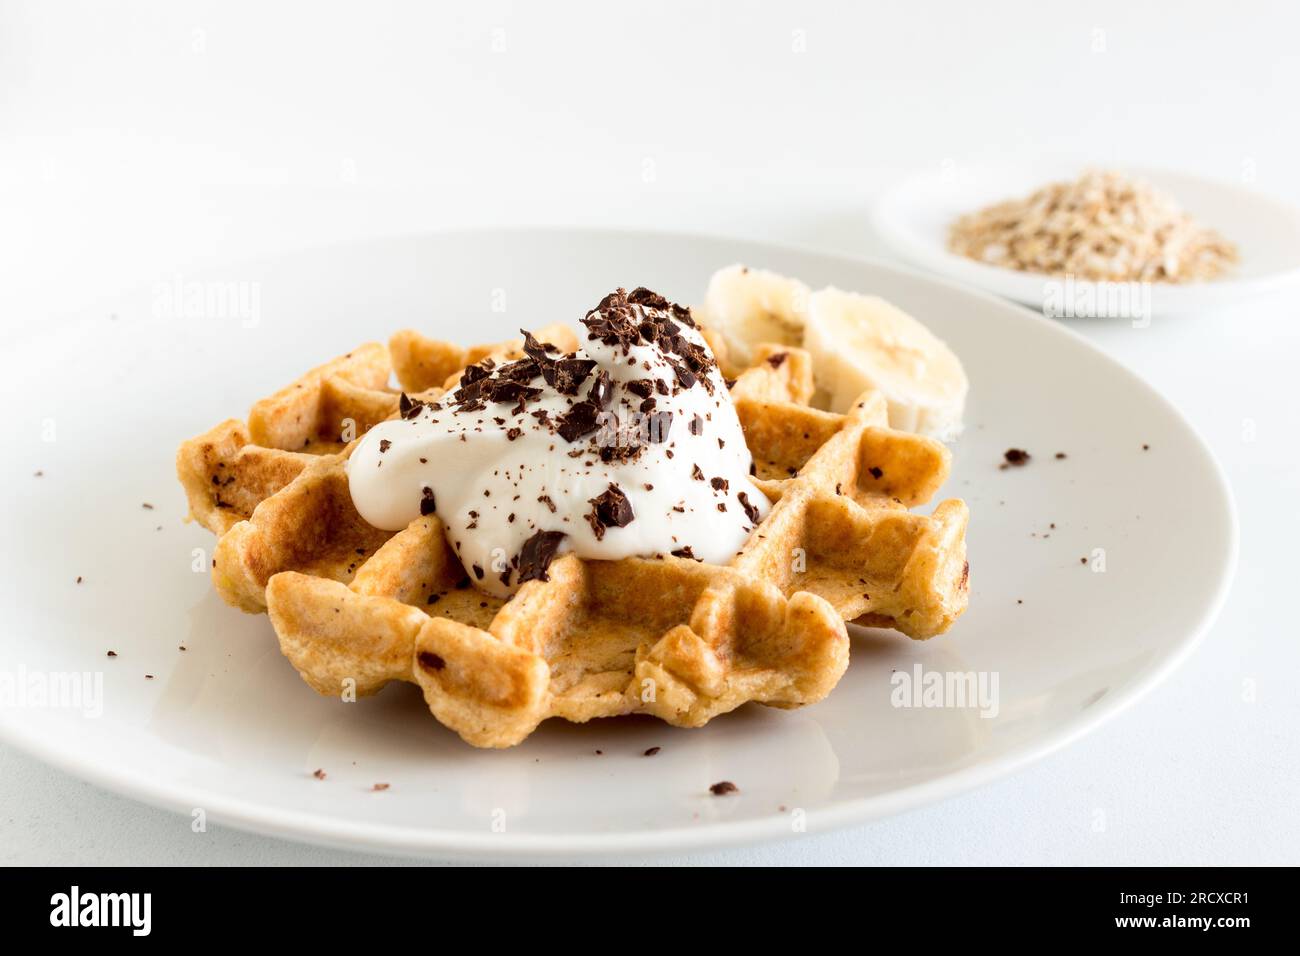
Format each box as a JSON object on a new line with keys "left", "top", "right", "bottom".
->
{"left": 0, "top": 225, "right": 1240, "bottom": 859}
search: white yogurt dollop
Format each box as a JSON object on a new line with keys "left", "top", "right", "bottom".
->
{"left": 347, "top": 287, "right": 770, "bottom": 596}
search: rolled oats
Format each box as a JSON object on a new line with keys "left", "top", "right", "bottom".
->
{"left": 948, "top": 170, "right": 1237, "bottom": 283}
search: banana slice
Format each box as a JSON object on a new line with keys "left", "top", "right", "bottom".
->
{"left": 694, "top": 264, "right": 810, "bottom": 368}
{"left": 804, "top": 287, "right": 967, "bottom": 440}
{"left": 695, "top": 265, "right": 968, "bottom": 440}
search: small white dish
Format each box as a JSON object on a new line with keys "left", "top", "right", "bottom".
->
{"left": 0, "top": 229, "right": 1236, "bottom": 859}
{"left": 872, "top": 162, "right": 1300, "bottom": 316}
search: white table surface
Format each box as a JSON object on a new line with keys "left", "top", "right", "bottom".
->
{"left": 3, "top": 0, "right": 1297, "bottom": 866}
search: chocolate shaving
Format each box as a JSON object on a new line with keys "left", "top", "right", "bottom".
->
{"left": 586, "top": 483, "right": 635, "bottom": 540}
{"left": 599, "top": 441, "right": 643, "bottom": 464}
{"left": 627, "top": 287, "right": 669, "bottom": 309}
{"left": 399, "top": 392, "right": 425, "bottom": 420}
{"left": 556, "top": 401, "right": 601, "bottom": 442}
{"left": 738, "top": 491, "right": 761, "bottom": 525}
{"left": 544, "top": 357, "right": 596, "bottom": 394}
{"left": 497, "top": 358, "right": 541, "bottom": 383}
{"left": 520, "top": 330, "right": 556, "bottom": 363}
{"left": 587, "top": 369, "right": 614, "bottom": 408}
{"left": 460, "top": 362, "right": 493, "bottom": 387}
{"left": 517, "top": 530, "right": 566, "bottom": 584}
{"left": 488, "top": 379, "right": 542, "bottom": 406}
{"left": 667, "top": 358, "right": 696, "bottom": 390}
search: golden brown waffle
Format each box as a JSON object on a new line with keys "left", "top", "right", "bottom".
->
{"left": 709, "top": 334, "right": 969, "bottom": 640}
{"left": 177, "top": 324, "right": 968, "bottom": 748}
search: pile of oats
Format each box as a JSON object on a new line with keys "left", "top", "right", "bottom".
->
{"left": 948, "top": 169, "right": 1237, "bottom": 283}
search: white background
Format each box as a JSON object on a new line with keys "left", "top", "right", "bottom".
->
{"left": 2, "top": 0, "right": 1298, "bottom": 865}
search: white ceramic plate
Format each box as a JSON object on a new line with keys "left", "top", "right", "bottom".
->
{"left": 872, "top": 162, "right": 1300, "bottom": 315}
{"left": 0, "top": 230, "right": 1236, "bottom": 860}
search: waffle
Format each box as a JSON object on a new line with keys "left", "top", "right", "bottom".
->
{"left": 177, "top": 324, "right": 969, "bottom": 748}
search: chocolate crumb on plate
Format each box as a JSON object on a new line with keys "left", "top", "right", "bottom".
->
{"left": 643, "top": 746, "right": 661, "bottom": 757}
{"left": 312, "top": 768, "right": 327, "bottom": 780}
{"left": 709, "top": 781, "right": 739, "bottom": 796}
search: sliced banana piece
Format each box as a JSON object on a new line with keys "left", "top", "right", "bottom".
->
{"left": 695, "top": 265, "right": 968, "bottom": 440}
{"left": 803, "top": 287, "right": 967, "bottom": 440}
{"left": 694, "top": 264, "right": 810, "bottom": 368}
